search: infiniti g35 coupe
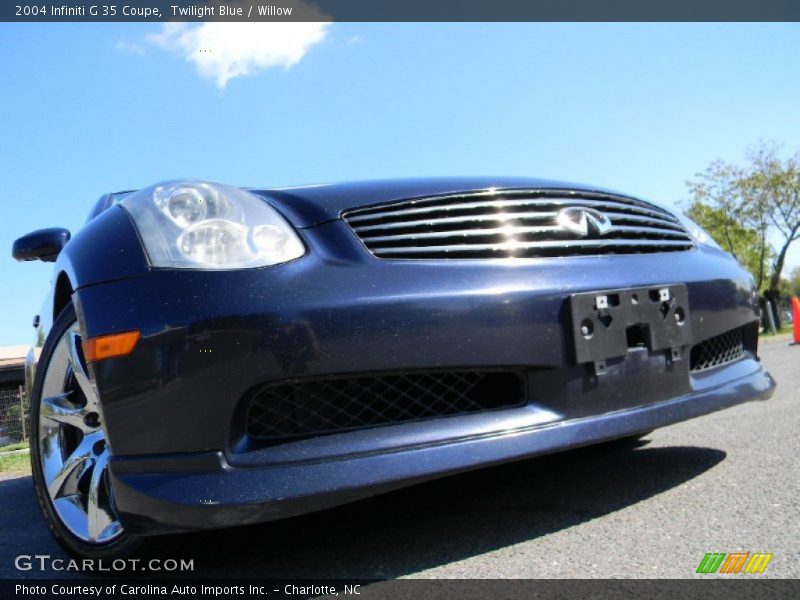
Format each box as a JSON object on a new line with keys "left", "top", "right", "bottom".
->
{"left": 13, "top": 177, "right": 775, "bottom": 558}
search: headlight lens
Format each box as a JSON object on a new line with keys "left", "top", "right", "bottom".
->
{"left": 121, "top": 181, "right": 305, "bottom": 269}
{"left": 677, "top": 213, "right": 722, "bottom": 250}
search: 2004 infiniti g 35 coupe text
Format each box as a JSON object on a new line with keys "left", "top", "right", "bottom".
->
{"left": 13, "top": 177, "right": 775, "bottom": 558}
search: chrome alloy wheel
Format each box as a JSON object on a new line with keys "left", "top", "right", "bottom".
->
{"left": 38, "top": 322, "right": 123, "bottom": 544}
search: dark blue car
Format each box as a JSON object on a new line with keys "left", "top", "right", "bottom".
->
{"left": 13, "top": 177, "right": 775, "bottom": 558}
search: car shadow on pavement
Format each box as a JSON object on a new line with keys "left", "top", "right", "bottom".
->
{"left": 175, "top": 441, "right": 727, "bottom": 578}
{"left": 0, "top": 441, "right": 726, "bottom": 579}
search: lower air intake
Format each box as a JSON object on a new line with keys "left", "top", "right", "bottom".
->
{"left": 690, "top": 327, "right": 746, "bottom": 372}
{"left": 245, "top": 371, "right": 525, "bottom": 441}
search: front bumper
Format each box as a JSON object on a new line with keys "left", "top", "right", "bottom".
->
{"left": 109, "top": 358, "right": 773, "bottom": 534}
{"left": 73, "top": 220, "right": 775, "bottom": 533}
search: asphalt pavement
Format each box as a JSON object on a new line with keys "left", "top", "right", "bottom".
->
{"left": 1, "top": 340, "right": 797, "bottom": 579}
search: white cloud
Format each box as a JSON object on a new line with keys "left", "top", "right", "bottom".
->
{"left": 146, "top": 22, "right": 330, "bottom": 89}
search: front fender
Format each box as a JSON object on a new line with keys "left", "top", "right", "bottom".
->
{"left": 27, "top": 206, "right": 149, "bottom": 387}
{"left": 54, "top": 205, "right": 149, "bottom": 293}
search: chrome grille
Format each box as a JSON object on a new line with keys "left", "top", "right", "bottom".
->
{"left": 343, "top": 189, "right": 694, "bottom": 259}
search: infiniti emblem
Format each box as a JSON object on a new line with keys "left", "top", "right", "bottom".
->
{"left": 556, "top": 207, "right": 613, "bottom": 237}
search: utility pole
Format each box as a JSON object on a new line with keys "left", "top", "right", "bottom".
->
{"left": 766, "top": 300, "right": 778, "bottom": 335}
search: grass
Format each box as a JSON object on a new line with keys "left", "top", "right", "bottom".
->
{"left": 0, "top": 441, "right": 28, "bottom": 453}
{"left": 759, "top": 324, "right": 794, "bottom": 337}
{"left": 0, "top": 450, "right": 31, "bottom": 475}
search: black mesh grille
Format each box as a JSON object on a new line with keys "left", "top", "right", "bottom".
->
{"left": 690, "top": 327, "right": 746, "bottom": 372}
{"left": 245, "top": 371, "right": 525, "bottom": 440}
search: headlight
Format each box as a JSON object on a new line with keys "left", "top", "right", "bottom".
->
{"left": 120, "top": 181, "right": 305, "bottom": 269}
{"left": 676, "top": 213, "right": 722, "bottom": 250}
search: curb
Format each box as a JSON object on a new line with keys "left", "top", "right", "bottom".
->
{"left": 760, "top": 333, "right": 795, "bottom": 345}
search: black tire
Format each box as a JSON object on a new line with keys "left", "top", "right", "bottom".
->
{"left": 29, "top": 303, "right": 144, "bottom": 559}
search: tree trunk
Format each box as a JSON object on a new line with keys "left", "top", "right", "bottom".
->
{"left": 770, "top": 242, "right": 791, "bottom": 291}
{"left": 766, "top": 237, "right": 797, "bottom": 330}
{"left": 757, "top": 242, "right": 766, "bottom": 290}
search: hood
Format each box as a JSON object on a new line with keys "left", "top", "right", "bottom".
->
{"left": 251, "top": 176, "right": 632, "bottom": 228}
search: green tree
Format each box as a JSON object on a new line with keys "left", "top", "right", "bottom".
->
{"left": 745, "top": 145, "right": 800, "bottom": 293}
{"left": 685, "top": 201, "right": 772, "bottom": 291}
{"left": 687, "top": 142, "right": 800, "bottom": 324}
{"left": 786, "top": 266, "right": 800, "bottom": 299}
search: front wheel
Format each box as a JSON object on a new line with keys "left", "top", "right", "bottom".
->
{"left": 30, "top": 303, "right": 142, "bottom": 558}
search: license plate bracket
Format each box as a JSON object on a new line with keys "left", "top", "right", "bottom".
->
{"left": 569, "top": 284, "right": 692, "bottom": 365}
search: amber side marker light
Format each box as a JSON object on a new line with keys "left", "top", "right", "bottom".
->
{"left": 82, "top": 331, "right": 141, "bottom": 363}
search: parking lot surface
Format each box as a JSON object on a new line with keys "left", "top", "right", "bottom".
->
{"left": 1, "top": 340, "right": 797, "bottom": 579}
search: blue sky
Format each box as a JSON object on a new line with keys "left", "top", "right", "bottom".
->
{"left": 1, "top": 22, "right": 799, "bottom": 346}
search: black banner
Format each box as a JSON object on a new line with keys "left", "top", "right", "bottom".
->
{"left": 2, "top": 579, "right": 800, "bottom": 600}
{"left": 3, "top": 0, "right": 800, "bottom": 22}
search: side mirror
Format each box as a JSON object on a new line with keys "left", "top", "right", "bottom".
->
{"left": 12, "top": 228, "right": 71, "bottom": 262}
